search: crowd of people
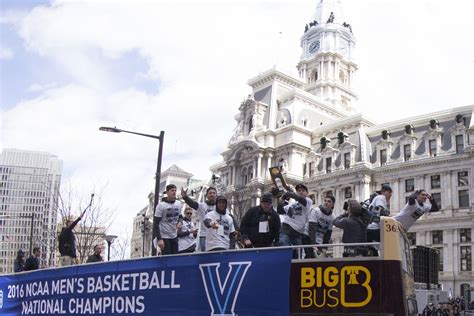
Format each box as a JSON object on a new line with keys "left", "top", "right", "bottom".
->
{"left": 154, "top": 182, "right": 440, "bottom": 258}
{"left": 12, "top": 181, "right": 440, "bottom": 272}
{"left": 421, "top": 297, "right": 467, "bottom": 315}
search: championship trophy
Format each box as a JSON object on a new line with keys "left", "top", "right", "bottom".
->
{"left": 269, "top": 166, "right": 289, "bottom": 197}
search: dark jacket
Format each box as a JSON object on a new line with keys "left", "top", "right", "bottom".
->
{"left": 86, "top": 253, "right": 103, "bottom": 263}
{"left": 14, "top": 258, "right": 25, "bottom": 272}
{"left": 333, "top": 213, "right": 367, "bottom": 244}
{"left": 58, "top": 217, "right": 81, "bottom": 258}
{"left": 24, "top": 256, "right": 39, "bottom": 271}
{"left": 240, "top": 205, "right": 281, "bottom": 247}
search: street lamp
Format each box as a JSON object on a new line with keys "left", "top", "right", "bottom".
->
{"left": 104, "top": 234, "right": 117, "bottom": 261}
{"left": 99, "top": 126, "right": 164, "bottom": 256}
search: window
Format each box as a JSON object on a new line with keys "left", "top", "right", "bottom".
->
{"left": 458, "top": 171, "right": 469, "bottom": 186}
{"left": 456, "top": 135, "right": 464, "bottom": 154}
{"left": 407, "top": 232, "right": 416, "bottom": 246}
{"left": 431, "top": 192, "right": 441, "bottom": 209}
{"left": 429, "top": 139, "right": 437, "bottom": 157}
{"left": 405, "top": 179, "right": 414, "bottom": 192}
{"left": 460, "top": 246, "right": 472, "bottom": 271}
{"left": 432, "top": 230, "right": 443, "bottom": 245}
{"left": 344, "top": 187, "right": 352, "bottom": 199}
{"left": 380, "top": 149, "right": 387, "bottom": 166}
{"left": 404, "top": 144, "right": 411, "bottom": 161}
{"left": 459, "top": 190, "right": 470, "bottom": 208}
{"left": 434, "top": 247, "right": 443, "bottom": 272}
{"left": 344, "top": 153, "right": 350, "bottom": 169}
{"left": 309, "top": 162, "right": 314, "bottom": 177}
{"left": 431, "top": 175, "right": 441, "bottom": 189}
{"left": 326, "top": 157, "right": 332, "bottom": 173}
{"left": 460, "top": 229, "right": 471, "bottom": 243}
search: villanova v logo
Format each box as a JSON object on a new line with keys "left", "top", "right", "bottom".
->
{"left": 199, "top": 261, "right": 252, "bottom": 316}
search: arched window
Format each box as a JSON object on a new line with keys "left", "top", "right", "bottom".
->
{"left": 241, "top": 167, "right": 248, "bottom": 185}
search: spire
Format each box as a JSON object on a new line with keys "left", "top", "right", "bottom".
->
{"left": 313, "top": 0, "right": 345, "bottom": 25}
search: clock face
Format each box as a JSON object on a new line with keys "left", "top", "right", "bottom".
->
{"left": 308, "top": 40, "right": 320, "bottom": 54}
{"left": 338, "top": 40, "right": 349, "bottom": 56}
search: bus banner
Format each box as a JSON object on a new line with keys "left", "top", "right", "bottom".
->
{"left": 0, "top": 248, "right": 292, "bottom": 316}
{"left": 290, "top": 260, "right": 405, "bottom": 315}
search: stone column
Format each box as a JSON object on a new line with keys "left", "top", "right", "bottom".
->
{"left": 266, "top": 153, "right": 273, "bottom": 179}
{"left": 445, "top": 171, "right": 453, "bottom": 209}
{"left": 361, "top": 176, "right": 371, "bottom": 201}
{"left": 392, "top": 179, "right": 400, "bottom": 212}
{"left": 354, "top": 181, "right": 361, "bottom": 201}
{"left": 334, "top": 186, "right": 341, "bottom": 214}
{"left": 231, "top": 163, "right": 236, "bottom": 186}
{"left": 257, "top": 154, "right": 263, "bottom": 178}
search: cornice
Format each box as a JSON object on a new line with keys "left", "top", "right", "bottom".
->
{"left": 372, "top": 153, "right": 472, "bottom": 174}
{"left": 247, "top": 68, "right": 304, "bottom": 90}
{"left": 311, "top": 113, "right": 377, "bottom": 137}
{"left": 297, "top": 51, "right": 358, "bottom": 69}
{"left": 366, "top": 105, "right": 474, "bottom": 135}
{"left": 305, "top": 163, "right": 373, "bottom": 185}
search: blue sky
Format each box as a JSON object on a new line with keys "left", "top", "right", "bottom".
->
{"left": 1, "top": 0, "right": 473, "bottom": 241}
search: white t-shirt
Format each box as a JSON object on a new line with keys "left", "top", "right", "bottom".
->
{"left": 196, "top": 202, "right": 216, "bottom": 237}
{"left": 178, "top": 219, "right": 196, "bottom": 252}
{"left": 367, "top": 195, "right": 389, "bottom": 230}
{"left": 155, "top": 200, "right": 182, "bottom": 239}
{"left": 308, "top": 207, "right": 335, "bottom": 244}
{"left": 281, "top": 197, "right": 313, "bottom": 234}
{"left": 393, "top": 199, "right": 432, "bottom": 230}
{"left": 204, "top": 210, "right": 235, "bottom": 251}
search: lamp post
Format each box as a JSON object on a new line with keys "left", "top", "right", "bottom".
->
{"left": 99, "top": 126, "right": 164, "bottom": 256}
{"left": 104, "top": 234, "right": 117, "bottom": 261}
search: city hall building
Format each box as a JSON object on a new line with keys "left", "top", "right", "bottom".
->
{"left": 210, "top": 0, "right": 474, "bottom": 295}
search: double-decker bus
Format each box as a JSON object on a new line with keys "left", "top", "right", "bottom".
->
{"left": 0, "top": 217, "right": 417, "bottom": 316}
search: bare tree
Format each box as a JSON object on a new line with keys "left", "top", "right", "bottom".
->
{"left": 111, "top": 228, "right": 131, "bottom": 261}
{"left": 56, "top": 184, "right": 116, "bottom": 264}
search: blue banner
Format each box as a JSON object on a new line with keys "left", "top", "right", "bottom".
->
{"left": 0, "top": 248, "right": 292, "bottom": 315}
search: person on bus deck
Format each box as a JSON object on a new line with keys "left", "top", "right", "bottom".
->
{"left": 307, "top": 195, "right": 335, "bottom": 257}
{"left": 177, "top": 207, "right": 198, "bottom": 253}
{"left": 367, "top": 184, "right": 392, "bottom": 242}
{"left": 181, "top": 186, "right": 217, "bottom": 251}
{"left": 240, "top": 193, "right": 281, "bottom": 248}
{"left": 24, "top": 247, "right": 41, "bottom": 271}
{"left": 333, "top": 199, "right": 368, "bottom": 257}
{"left": 393, "top": 189, "right": 439, "bottom": 231}
{"left": 203, "top": 195, "right": 235, "bottom": 251}
{"left": 86, "top": 244, "right": 104, "bottom": 263}
{"left": 155, "top": 184, "right": 182, "bottom": 255}
{"left": 58, "top": 216, "right": 82, "bottom": 266}
{"left": 277, "top": 183, "right": 313, "bottom": 259}
{"left": 13, "top": 249, "right": 25, "bottom": 272}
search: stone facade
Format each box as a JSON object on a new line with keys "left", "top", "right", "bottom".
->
{"left": 210, "top": 0, "right": 474, "bottom": 296}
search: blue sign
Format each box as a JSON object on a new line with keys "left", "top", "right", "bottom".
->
{"left": 0, "top": 248, "right": 292, "bottom": 315}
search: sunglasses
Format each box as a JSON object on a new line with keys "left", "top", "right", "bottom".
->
{"left": 185, "top": 212, "right": 193, "bottom": 215}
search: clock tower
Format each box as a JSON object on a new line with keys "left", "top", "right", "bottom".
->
{"left": 297, "top": 0, "right": 358, "bottom": 113}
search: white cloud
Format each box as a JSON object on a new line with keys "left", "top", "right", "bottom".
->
{"left": 2, "top": 0, "right": 474, "bottom": 233}
{"left": 0, "top": 46, "right": 13, "bottom": 59}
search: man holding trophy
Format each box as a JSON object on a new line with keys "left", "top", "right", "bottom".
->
{"left": 270, "top": 167, "right": 313, "bottom": 258}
